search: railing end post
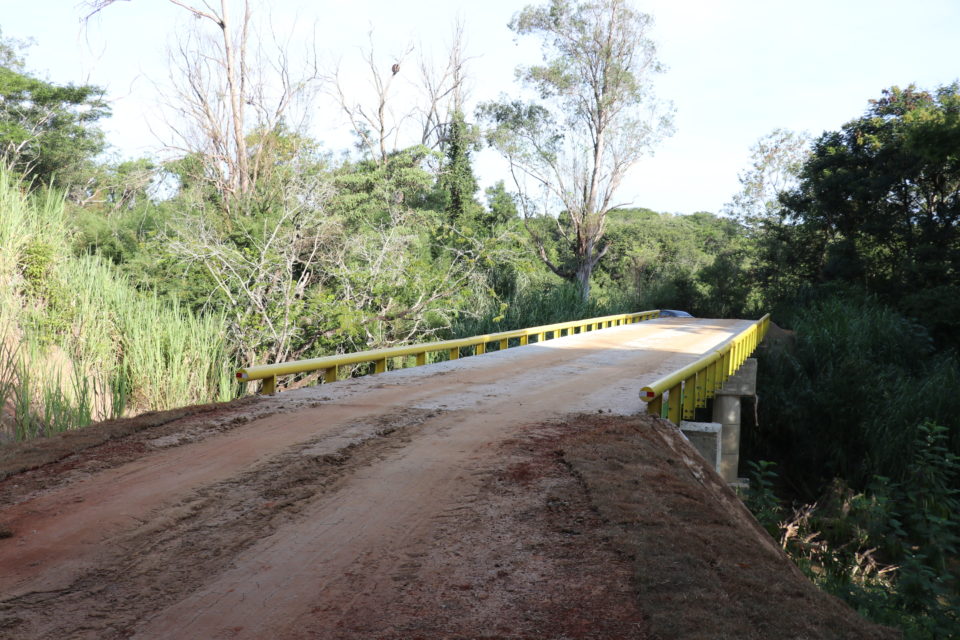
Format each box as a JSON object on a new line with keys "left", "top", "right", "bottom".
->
{"left": 261, "top": 375, "right": 276, "bottom": 395}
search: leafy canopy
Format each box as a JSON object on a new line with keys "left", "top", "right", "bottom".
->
{"left": 780, "top": 83, "right": 960, "bottom": 341}
{"left": 0, "top": 43, "right": 108, "bottom": 190}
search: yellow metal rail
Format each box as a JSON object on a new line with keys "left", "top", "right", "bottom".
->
{"left": 640, "top": 314, "right": 770, "bottom": 424}
{"left": 237, "top": 310, "right": 662, "bottom": 394}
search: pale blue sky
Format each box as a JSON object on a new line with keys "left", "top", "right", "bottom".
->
{"left": 3, "top": 0, "right": 959, "bottom": 214}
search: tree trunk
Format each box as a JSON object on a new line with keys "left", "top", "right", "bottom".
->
{"left": 575, "top": 261, "right": 592, "bottom": 302}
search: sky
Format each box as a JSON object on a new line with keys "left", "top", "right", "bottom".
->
{"left": 3, "top": 0, "right": 959, "bottom": 214}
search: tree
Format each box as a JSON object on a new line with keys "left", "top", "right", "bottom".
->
{"left": 0, "top": 27, "right": 28, "bottom": 71}
{"left": 437, "top": 109, "right": 481, "bottom": 226}
{"left": 721, "top": 129, "right": 811, "bottom": 309}
{"left": 0, "top": 33, "right": 108, "bottom": 191}
{"left": 780, "top": 84, "right": 960, "bottom": 341}
{"left": 724, "top": 128, "right": 810, "bottom": 226}
{"left": 484, "top": 180, "right": 519, "bottom": 227}
{"left": 326, "top": 22, "right": 471, "bottom": 168}
{"left": 479, "top": 0, "right": 672, "bottom": 301}
{"left": 86, "top": 0, "right": 321, "bottom": 209}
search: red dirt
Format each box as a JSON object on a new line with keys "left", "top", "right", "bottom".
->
{"left": 0, "top": 319, "right": 899, "bottom": 639}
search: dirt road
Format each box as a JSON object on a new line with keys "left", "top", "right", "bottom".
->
{"left": 0, "top": 319, "right": 896, "bottom": 639}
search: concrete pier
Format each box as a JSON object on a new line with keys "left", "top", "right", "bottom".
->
{"left": 712, "top": 358, "right": 757, "bottom": 483}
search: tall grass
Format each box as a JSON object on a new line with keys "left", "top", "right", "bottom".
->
{"left": 60, "top": 257, "right": 236, "bottom": 410}
{"left": 0, "top": 168, "right": 236, "bottom": 442}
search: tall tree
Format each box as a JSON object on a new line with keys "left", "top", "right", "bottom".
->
{"left": 326, "top": 21, "right": 470, "bottom": 167}
{"left": 86, "top": 0, "right": 321, "bottom": 209}
{"left": 479, "top": 0, "right": 672, "bottom": 300}
{"left": 438, "top": 109, "right": 480, "bottom": 226}
{"left": 722, "top": 129, "right": 811, "bottom": 308}
{"left": 725, "top": 129, "right": 811, "bottom": 226}
{"left": 780, "top": 84, "right": 960, "bottom": 339}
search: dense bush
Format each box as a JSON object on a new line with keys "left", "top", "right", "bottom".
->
{"left": 0, "top": 170, "right": 235, "bottom": 441}
{"left": 747, "top": 293, "right": 960, "bottom": 498}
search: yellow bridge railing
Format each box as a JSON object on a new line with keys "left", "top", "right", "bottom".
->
{"left": 640, "top": 314, "right": 770, "bottom": 424}
{"left": 237, "top": 310, "right": 662, "bottom": 394}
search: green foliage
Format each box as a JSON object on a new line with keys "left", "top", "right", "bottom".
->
{"left": 590, "top": 208, "right": 760, "bottom": 317}
{"left": 0, "top": 169, "right": 234, "bottom": 441}
{"left": 0, "top": 27, "right": 29, "bottom": 72}
{"left": 437, "top": 110, "right": 482, "bottom": 227}
{"left": 746, "top": 424, "right": 960, "bottom": 639}
{"left": 750, "top": 294, "right": 960, "bottom": 497}
{"left": 484, "top": 180, "right": 519, "bottom": 227}
{"left": 744, "top": 460, "right": 783, "bottom": 538}
{"left": 510, "top": 0, "right": 662, "bottom": 119}
{"left": 778, "top": 83, "right": 960, "bottom": 344}
{"left": 452, "top": 273, "right": 635, "bottom": 338}
{"left": 479, "top": 0, "right": 672, "bottom": 301}
{"left": 0, "top": 62, "right": 108, "bottom": 190}
{"left": 724, "top": 128, "right": 811, "bottom": 225}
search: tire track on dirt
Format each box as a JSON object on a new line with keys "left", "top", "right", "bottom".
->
{"left": 0, "top": 408, "right": 439, "bottom": 640}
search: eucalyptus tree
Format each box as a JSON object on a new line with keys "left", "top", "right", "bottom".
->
{"left": 725, "top": 129, "right": 811, "bottom": 227}
{"left": 479, "top": 0, "right": 672, "bottom": 300}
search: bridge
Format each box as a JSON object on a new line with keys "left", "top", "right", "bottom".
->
{"left": 0, "top": 313, "right": 892, "bottom": 639}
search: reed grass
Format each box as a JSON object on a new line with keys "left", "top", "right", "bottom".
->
{"left": 0, "top": 168, "right": 237, "bottom": 442}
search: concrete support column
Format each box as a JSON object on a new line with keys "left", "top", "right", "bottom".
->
{"left": 711, "top": 358, "right": 757, "bottom": 484}
{"left": 712, "top": 395, "right": 741, "bottom": 482}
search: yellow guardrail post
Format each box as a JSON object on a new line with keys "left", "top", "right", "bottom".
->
{"left": 705, "top": 360, "right": 716, "bottom": 399}
{"left": 695, "top": 370, "right": 707, "bottom": 409}
{"left": 262, "top": 375, "right": 276, "bottom": 395}
{"left": 667, "top": 383, "right": 682, "bottom": 424}
{"left": 648, "top": 394, "right": 663, "bottom": 417}
{"left": 682, "top": 374, "right": 696, "bottom": 419}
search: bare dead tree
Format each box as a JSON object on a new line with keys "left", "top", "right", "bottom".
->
{"left": 415, "top": 19, "right": 473, "bottom": 151}
{"left": 326, "top": 31, "right": 414, "bottom": 167}
{"left": 326, "top": 22, "right": 472, "bottom": 165}
{"left": 168, "top": 168, "right": 336, "bottom": 366}
{"left": 86, "top": 0, "right": 321, "bottom": 206}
